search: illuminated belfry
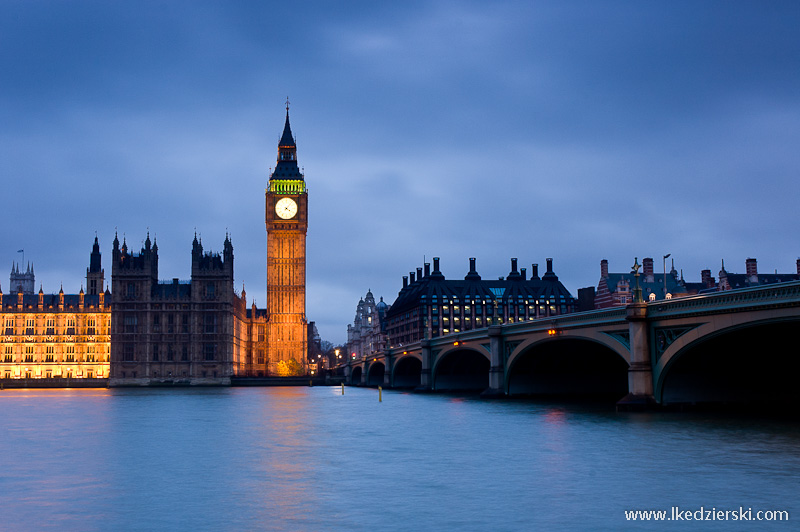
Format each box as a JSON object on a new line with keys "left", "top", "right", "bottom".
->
{"left": 265, "top": 103, "right": 308, "bottom": 376}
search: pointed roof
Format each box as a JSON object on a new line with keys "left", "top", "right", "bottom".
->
{"left": 279, "top": 110, "right": 295, "bottom": 147}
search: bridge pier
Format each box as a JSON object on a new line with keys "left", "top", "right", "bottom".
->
{"left": 415, "top": 340, "right": 432, "bottom": 392}
{"left": 618, "top": 302, "right": 656, "bottom": 409}
{"left": 481, "top": 325, "right": 505, "bottom": 398}
{"left": 383, "top": 356, "right": 392, "bottom": 388}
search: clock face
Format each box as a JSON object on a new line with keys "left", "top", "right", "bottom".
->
{"left": 275, "top": 197, "right": 298, "bottom": 219}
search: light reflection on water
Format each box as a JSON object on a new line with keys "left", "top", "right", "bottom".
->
{"left": 1, "top": 387, "right": 798, "bottom": 531}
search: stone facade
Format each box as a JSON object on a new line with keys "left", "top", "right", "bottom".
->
{"left": 264, "top": 109, "right": 308, "bottom": 376}
{"left": 109, "top": 233, "right": 235, "bottom": 385}
{"left": 346, "top": 290, "right": 389, "bottom": 362}
{"left": 0, "top": 242, "right": 111, "bottom": 381}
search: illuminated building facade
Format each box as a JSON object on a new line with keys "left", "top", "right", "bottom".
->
{"left": 264, "top": 108, "right": 308, "bottom": 376}
{"left": 232, "top": 286, "right": 270, "bottom": 377}
{"left": 0, "top": 242, "right": 111, "bottom": 381}
{"left": 385, "top": 257, "right": 576, "bottom": 347}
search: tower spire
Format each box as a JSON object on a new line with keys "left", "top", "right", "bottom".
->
{"left": 271, "top": 101, "right": 303, "bottom": 181}
{"left": 279, "top": 106, "right": 296, "bottom": 149}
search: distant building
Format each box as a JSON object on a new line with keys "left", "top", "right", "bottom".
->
{"left": 307, "top": 321, "right": 323, "bottom": 373}
{"left": 9, "top": 262, "right": 35, "bottom": 295}
{"left": 717, "top": 258, "right": 800, "bottom": 291}
{"left": 0, "top": 241, "right": 111, "bottom": 380}
{"left": 346, "top": 289, "right": 390, "bottom": 361}
{"left": 594, "top": 257, "right": 699, "bottom": 308}
{"left": 591, "top": 257, "right": 800, "bottom": 309}
{"left": 384, "top": 257, "right": 576, "bottom": 348}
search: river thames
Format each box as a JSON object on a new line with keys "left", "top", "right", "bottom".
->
{"left": 1, "top": 386, "right": 797, "bottom": 531}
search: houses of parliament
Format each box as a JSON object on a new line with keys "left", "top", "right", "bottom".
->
{"left": 0, "top": 111, "right": 310, "bottom": 385}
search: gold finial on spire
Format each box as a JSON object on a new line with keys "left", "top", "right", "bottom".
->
{"left": 285, "top": 96, "right": 290, "bottom": 112}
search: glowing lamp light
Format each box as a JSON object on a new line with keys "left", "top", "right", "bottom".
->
{"left": 547, "top": 329, "right": 557, "bottom": 336}
{"left": 453, "top": 341, "right": 460, "bottom": 346}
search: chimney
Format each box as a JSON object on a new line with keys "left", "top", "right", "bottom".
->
{"left": 542, "top": 258, "right": 558, "bottom": 281}
{"left": 410, "top": 272, "right": 416, "bottom": 283}
{"left": 531, "top": 263, "right": 539, "bottom": 280}
{"left": 745, "top": 258, "right": 758, "bottom": 283}
{"left": 402, "top": 276, "right": 408, "bottom": 289}
{"left": 701, "top": 269, "right": 714, "bottom": 288}
{"left": 416, "top": 267, "right": 422, "bottom": 280}
{"left": 600, "top": 259, "right": 609, "bottom": 279}
{"left": 424, "top": 263, "right": 430, "bottom": 277}
{"left": 643, "top": 257, "right": 654, "bottom": 283}
{"left": 433, "top": 257, "right": 440, "bottom": 273}
{"left": 465, "top": 258, "right": 481, "bottom": 281}
{"left": 796, "top": 258, "right": 800, "bottom": 276}
{"left": 521, "top": 268, "right": 527, "bottom": 281}
{"left": 507, "top": 258, "right": 521, "bottom": 280}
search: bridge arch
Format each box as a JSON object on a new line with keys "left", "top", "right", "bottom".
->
{"left": 505, "top": 336, "right": 629, "bottom": 398}
{"left": 432, "top": 345, "right": 490, "bottom": 391}
{"left": 349, "top": 365, "right": 363, "bottom": 385}
{"left": 656, "top": 317, "right": 800, "bottom": 406}
{"left": 392, "top": 354, "right": 422, "bottom": 388}
{"left": 366, "top": 360, "right": 385, "bottom": 386}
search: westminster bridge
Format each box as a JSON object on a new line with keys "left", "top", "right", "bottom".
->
{"left": 340, "top": 281, "right": 800, "bottom": 406}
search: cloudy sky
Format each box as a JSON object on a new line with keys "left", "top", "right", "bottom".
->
{"left": 2, "top": 1, "right": 799, "bottom": 343}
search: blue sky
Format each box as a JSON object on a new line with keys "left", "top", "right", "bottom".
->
{"left": 2, "top": 1, "right": 799, "bottom": 343}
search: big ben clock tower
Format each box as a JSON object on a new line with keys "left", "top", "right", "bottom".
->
{"left": 265, "top": 103, "right": 308, "bottom": 376}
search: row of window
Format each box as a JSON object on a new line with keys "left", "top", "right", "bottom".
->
{"left": 4, "top": 327, "right": 106, "bottom": 336}
{"left": 121, "top": 343, "right": 220, "bottom": 362}
{"left": 3, "top": 369, "right": 99, "bottom": 379}
{"left": 124, "top": 282, "right": 218, "bottom": 299}
{"left": 2, "top": 355, "right": 108, "bottom": 363}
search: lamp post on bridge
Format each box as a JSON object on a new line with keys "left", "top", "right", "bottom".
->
{"left": 663, "top": 253, "right": 671, "bottom": 299}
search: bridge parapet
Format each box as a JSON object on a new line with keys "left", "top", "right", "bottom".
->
{"left": 648, "top": 280, "right": 800, "bottom": 318}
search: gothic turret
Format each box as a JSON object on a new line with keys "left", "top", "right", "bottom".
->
{"left": 87, "top": 236, "right": 105, "bottom": 295}
{"left": 10, "top": 261, "right": 35, "bottom": 295}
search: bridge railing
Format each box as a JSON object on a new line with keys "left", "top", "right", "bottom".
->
{"left": 647, "top": 280, "right": 800, "bottom": 316}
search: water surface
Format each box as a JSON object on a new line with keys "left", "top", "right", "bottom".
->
{"left": 1, "top": 387, "right": 797, "bottom": 531}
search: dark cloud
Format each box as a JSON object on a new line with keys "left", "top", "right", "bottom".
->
{"left": 1, "top": 1, "right": 798, "bottom": 342}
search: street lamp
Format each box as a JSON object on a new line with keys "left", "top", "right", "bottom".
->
{"left": 663, "top": 253, "right": 671, "bottom": 298}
